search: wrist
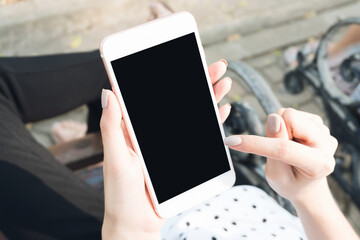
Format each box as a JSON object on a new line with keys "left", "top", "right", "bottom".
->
{"left": 290, "top": 178, "right": 334, "bottom": 211}
{"left": 103, "top": 230, "right": 161, "bottom": 240}
{"left": 289, "top": 178, "right": 359, "bottom": 240}
{"left": 102, "top": 217, "right": 161, "bottom": 240}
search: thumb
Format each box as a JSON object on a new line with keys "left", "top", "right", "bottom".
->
{"left": 266, "top": 113, "right": 289, "bottom": 139}
{"left": 265, "top": 114, "right": 292, "bottom": 180}
{"left": 100, "top": 89, "right": 131, "bottom": 171}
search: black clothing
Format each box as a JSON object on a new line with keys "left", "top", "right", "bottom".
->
{"left": 0, "top": 51, "right": 109, "bottom": 239}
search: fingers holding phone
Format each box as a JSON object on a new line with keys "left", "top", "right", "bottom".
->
{"left": 207, "top": 59, "right": 232, "bottom": 122}
{"left": 100, "top": 89, "right": 164, "bottom": 240}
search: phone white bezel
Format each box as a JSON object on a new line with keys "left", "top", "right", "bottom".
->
{"left": 100, "top": 12, "right": 235, "bottom": 218}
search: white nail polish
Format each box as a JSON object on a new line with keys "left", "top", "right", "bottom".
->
{"left": 101, "top": 89, "right": 109, "bottom": 109}
{"left": 224, "top": 136, "right": 242, "bottom": 146}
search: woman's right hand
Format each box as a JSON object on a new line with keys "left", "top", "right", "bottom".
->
{"left": 224, "top": 108, "right": 337, "bottom": 205}
{"left": 225, "top": 108, "right": 360, "bottom": 240}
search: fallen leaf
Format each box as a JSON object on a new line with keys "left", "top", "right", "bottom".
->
{"left": 69, "top": 35, "right": 83, "bottom": 49}
{"left": 238, "top": 0, "right": 248, "bottom": 8}
{"left": 304, "top": 10, "right": 317, "bottom": 19}
{"left": 232, "top": 94, "right": 242, "bottom": 101}
{"left": 307, "top": 37, "right": 317, "bottom": 43}
{"left": 274, "top": 50, "right": 282, "bottom": 57}
{"left": 25, "top": 123, "right": 33, "bottom": 130}
{"left": 227, "top": 33, "right": 242, "bottom": 42}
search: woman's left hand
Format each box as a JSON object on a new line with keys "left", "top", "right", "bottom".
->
{"left": 100, "top": 60, "right": 232, "bottom": 240}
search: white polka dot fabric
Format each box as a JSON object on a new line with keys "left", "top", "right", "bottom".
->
{"left": 161, "top": 185, "right": 307, "bottom": 240}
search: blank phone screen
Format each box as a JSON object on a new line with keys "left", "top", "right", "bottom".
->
{"left": 111, "top": 33, "right": 230, "bottom": 203}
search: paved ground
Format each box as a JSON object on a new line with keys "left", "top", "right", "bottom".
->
{"left": 1, "top": 0, "right": 360, "bottom": 235}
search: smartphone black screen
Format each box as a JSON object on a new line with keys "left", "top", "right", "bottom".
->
{"left": 111, "top": 33, "right": 230, "bottom": 203}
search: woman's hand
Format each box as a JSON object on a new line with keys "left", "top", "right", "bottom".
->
{"left": 225, "top": 109, "right": 360, "bottom": 240}
{"left": 225, "top": 108, "right": 337, "bottom": 204}
{"left": 100, "top": 60, "right": 231, "bottom": 240}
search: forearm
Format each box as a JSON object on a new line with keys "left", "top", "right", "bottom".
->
{"left": 292, "top": 182, "right": 359, "bottom": 240}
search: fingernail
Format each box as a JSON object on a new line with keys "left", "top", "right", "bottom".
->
{"left": 228, "top": 77, "right": 232, "bottom": 86}
{"left": 101, "top": 89, "right": 109, "bottom": 109}
{"left": 220, "top": 59, "right": 228, "bottom": 67}
{"left": 267, "top": 114, "right": 280, "bottom": 134}
{"left": 224, "top": 136, "right": 242, "bottom": 146}
{"left": 227, "top": 77, "right": 232, "bottom": 86}
{"left": 223, "top": 77, "right": 232, "bottom": 85}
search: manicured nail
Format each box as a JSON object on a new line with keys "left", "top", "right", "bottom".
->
{"left": 224, "top": 136, "right": 242, "bottom": 146}
{"left": 101, "top": 89, "right": 109, "bottom": 109}
{"left": 225, "top": 103, "right": 232, "bottom": 110}
{"left": 267, "top": 114, "right": 280, "bottom": 134}
{"left": 220, "top": 59, "right": 228, "bottom": 67}
{"left": 227, "top": 77, "right": 232, "bottom": 85}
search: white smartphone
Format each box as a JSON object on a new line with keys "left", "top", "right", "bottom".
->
{"left": 100, "top": 12, "right": 235, "bottom": 218}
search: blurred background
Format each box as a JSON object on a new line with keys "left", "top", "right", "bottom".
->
{"left": 1, "top": 0, "right": 360, "bottom": 236}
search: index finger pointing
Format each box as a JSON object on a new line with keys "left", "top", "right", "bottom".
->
{"left": 225, "top": 135, "right": 333, "bottom": 178}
